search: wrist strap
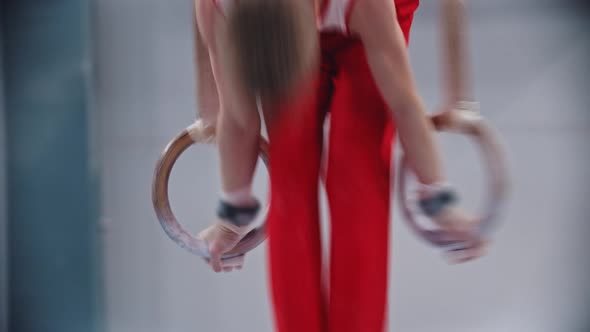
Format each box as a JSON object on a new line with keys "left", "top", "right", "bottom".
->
{"left": 216, "top": 199, "right": 260, "bottom": 227}
{"left": 418, "top": 186, "right": 458, "bottom": 217}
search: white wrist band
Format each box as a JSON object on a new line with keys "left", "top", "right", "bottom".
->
{"left": 454, "top": 100, "right": 480, "bottom": 112}
{"left": 221, "top": 186, "right": 256, "bottom": 205}
{"left": 417, "top": 181, "right": 452, "bottom": 198}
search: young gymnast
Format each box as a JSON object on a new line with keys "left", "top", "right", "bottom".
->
{"left": 194, "top": 0, "right": 486, "bottom": 331}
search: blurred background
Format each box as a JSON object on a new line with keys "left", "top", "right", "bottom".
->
{"left": 1, "top": 0, "right": 590, "bottom": 331}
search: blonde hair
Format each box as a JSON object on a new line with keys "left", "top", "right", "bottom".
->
{"left": 227, "top": 0, "right": 318, "bottom": 101}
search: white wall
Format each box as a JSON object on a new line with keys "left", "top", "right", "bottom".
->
{"left": 96, "top": 1, "right": 590, "bottom": 332}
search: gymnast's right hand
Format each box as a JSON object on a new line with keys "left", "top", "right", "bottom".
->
{"left": 197, "top": 220, "right": 250, "bottom": 273}
{"left": 197, "top": 197, "right": 261, "bottom": 273}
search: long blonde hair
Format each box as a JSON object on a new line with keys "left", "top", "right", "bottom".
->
{"left": 227, "top": 0, "right": 318, "bottom": 101}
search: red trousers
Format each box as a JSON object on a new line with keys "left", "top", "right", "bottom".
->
{"left": 265, "top": 6, "right": 417, "bottom": 331}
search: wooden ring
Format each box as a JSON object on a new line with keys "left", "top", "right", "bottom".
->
{"left": 398, "top": 110, "right": 509, "bottom": 247}
{"left": 152, "top": 119, "right": 269, "bottom": 259}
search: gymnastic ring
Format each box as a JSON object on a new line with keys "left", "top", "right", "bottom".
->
{"left": 398, "top": 108, "right": 509, "bottom": 247}
{"left": 152, "top": 119, "right": 270, "bottom": 259}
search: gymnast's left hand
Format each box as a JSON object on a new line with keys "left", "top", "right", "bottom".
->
{"left": 432, "top": 205, "right": 490, "bottom": 264}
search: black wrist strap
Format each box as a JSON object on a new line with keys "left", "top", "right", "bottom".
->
{"left": 418, "top": 189, "right": 458, "bottom": 217}
{"left": 216, "top": 199, "right": 261, "bottom": 227}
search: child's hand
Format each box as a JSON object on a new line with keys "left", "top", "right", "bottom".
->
{"left": 431, "top": 205, "right": 489, "bottom": 264}
{"left": 197, "top": 220, "right": 250, "bottom": 272}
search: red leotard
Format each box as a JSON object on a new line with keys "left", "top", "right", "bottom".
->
{"left": 213, "top": 1, "right": 419, "bottom": 331}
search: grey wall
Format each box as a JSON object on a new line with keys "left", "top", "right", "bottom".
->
{"left": 411, "top": 0, "right": 584, "bottom": 17}
{"left": 0, "top": 20, "right": 8, "bottom": 332}
{"left": 97, "top": 1, "right": 590, "bottom": 332}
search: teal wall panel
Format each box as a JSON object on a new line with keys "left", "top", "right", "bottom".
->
{"left": 1, "top": 11, "right": 8, "bottom": 332}
{"left": 2, "top": 1, "right": 102, "bottom": 331}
